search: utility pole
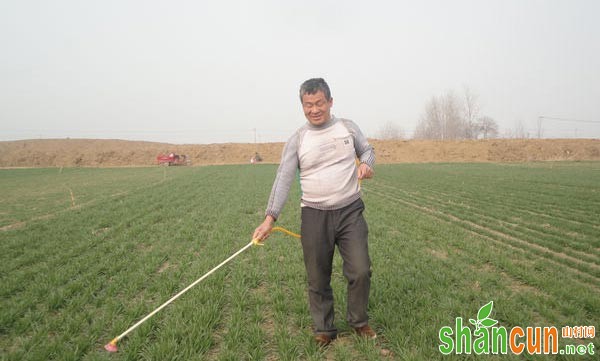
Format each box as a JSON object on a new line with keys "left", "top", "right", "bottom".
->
{"left": 536, "top": 116, "right": 543, "bottom": 139}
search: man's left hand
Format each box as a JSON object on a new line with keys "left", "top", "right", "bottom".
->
{"left": 357, "top": 163, "right": 373, "bottom": 180}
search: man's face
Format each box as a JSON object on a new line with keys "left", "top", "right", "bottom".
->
{"left": 301, "top": 91, "right": 333, "bottom": 126}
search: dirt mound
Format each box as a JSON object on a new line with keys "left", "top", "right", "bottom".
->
{"left": 0, "top": 139, "right": 284, "bottom": 167}
{"left": 0, "top": 138, "right": 598, "bottom": 167}
{"left": 373, "top": 138, "right": 600, "bottom": 163}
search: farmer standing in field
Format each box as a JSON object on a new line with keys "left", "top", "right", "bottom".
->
{"left": 252, "top": 78, "right": 376, "bottom": 346}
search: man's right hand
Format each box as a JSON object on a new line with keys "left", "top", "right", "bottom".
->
{"left": 357, "top": 163, "right": 374, "bottom": 180}
{"left": 252, "top": 216, "right": 275, "bottom": 242}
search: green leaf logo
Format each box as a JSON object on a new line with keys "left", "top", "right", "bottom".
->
{"left": 471, "top": 301, "right": 498, "bottom": 331}
{"left": 478, "top": 301, "right": 493, "bottom": 320}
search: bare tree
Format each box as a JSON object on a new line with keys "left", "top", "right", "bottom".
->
{"left": 414, "top": 91, "right": 467, "bottom": 140}
{"left": 513, "top": 119, "right": 527, "bottom": 139}
{"left": 443, "top": 92, "right": 465, "bottom": 139}
{"left": 477, "top": 116, "right": 498, "bottom": 139}
{"left": 414, "top": 96, "right": 442, "bottom": 139}
{"left": 462, "top": 86, "right": 480, "bottom": 139}
{"left": 376, "top": 121, "right": 405, "bottom": 140}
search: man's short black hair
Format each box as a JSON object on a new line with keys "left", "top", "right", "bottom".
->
{"left": 299, "top": 78, "right": 331, "bottom": 102}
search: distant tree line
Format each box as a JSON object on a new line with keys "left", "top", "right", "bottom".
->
{"left": 376, "top": 87, "right": 499, "bottom": 140}
{"left": 414, "top": 88, "right": 498, "bottom": 140}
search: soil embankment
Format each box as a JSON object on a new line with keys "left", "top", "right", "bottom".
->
{"left": 0, "top": 138, "right": 599, "bottom": 167}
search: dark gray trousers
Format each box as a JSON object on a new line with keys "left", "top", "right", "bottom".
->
{"left": 300, "top": 198, "right": 371, "bottom": 337}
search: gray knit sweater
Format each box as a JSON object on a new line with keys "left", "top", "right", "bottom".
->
{"left": 266, "top": 116, "right": 375, "bottom": 220}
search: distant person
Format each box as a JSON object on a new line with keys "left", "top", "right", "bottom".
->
{"left": 250, "top": 152, "right": 262, "bottom": 164}
{"left": 252, "top": 78, "right": 376, "bottom": 346}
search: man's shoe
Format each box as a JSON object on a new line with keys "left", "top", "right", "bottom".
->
{"left": 353, "top": 325, "right": 377, "bottom": 339}
{"left": 314, "top": 334, "right": 335, "bottom": 347}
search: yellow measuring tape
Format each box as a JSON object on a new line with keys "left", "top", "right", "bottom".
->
{"left": 252, "top": 226, "right": 300, "bottom": 245}
{"left": 106, "top": 226, "right": 301, "bottom": 353}
{"left": 272, "top": 226, "right": 301, "bottom": 239}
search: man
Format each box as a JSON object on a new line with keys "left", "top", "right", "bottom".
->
{"left": 252, "top": 78, "right": 376, "bottom": 346}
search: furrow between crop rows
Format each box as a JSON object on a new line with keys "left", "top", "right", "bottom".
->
{"left": 406, "top": 184, "right": 600, "bottom": 242}
{"left": 366, "top": 187, "right": 600, "bottom": 291}
{"left": 368, "top": 182, "right": 600, "bottom": 262}
{"left": 382, "top": 177, "right": 600, "bottom": 231}
{"left": 374, "top": 174, "right": 600, "bottom": 228}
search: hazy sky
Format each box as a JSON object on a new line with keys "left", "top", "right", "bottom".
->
{"left": 1, "top": 0, "right": 599, "bottom": 144}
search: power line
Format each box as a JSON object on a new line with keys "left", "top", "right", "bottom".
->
{"left": 539, "top": 116, "right": 600, "bottom": 124}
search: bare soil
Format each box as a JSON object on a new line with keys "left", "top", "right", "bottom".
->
{"left": 0, "top": 138, "right": 598, "bottom": 167}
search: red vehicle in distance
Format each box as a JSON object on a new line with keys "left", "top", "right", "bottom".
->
{"left": 156, "top": 153, "right": 188, "bottom": 166}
